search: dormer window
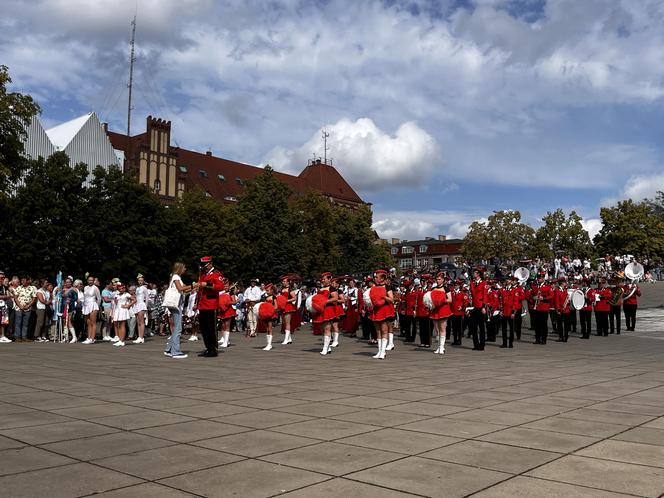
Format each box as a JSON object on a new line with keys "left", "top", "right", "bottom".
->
{"left": 235, "top": 177, "right": 244, "bottom": 186}
{"left": 420, "top": 245, "right": 428, "bottom": 253}
{"left": 402, "top": 246, "right": 413, "bottom": 254}
{"left": 217, "top": 174, "right": 226, "bottom": 181}
{"left": 179, "top": 166, "right": 188, "bottom": 173}
{"left": 199, "top": 170, "right": 208, "bottom": 178}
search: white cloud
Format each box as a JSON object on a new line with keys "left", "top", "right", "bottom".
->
{"left": 622, "top": 172, "right": 664, "bottom": 201}
{"left": 372, "top": 209, "right": 486, "bottom": 240}
{"left": 264, "top": 118, "right": 440, "bottom": 192}
{"left": 581, "top": 218, "right": 603, "bottom": 240}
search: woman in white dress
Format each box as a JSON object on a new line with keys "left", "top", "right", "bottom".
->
{"left": 111, "top": 282, "right": 135, "bottom": 347}
{"left": 133, "top": 274, "right": 149, "bottom": 344}
{"left": 82, "top": 275, "right": 101, "bottom": 344}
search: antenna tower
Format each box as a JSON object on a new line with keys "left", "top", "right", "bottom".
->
{"left": 322, "top": 129, "right": 330, "bottom": 165}
{"left": 126, "top": 15, "right": 137, "bottom": 136}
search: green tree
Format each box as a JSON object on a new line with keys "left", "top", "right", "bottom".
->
{"left": 594, "top": 199, "right": 664, "bottom": 258}
{"left": 234, "top": 166, "right": 297, "bottom": 282}
{"left": 534, "top": 209, "right": 594, "bottom": 258}
{"left": 6, "top": 152, "right": 89, "bottom": 276}
{"left": 0, "top": 65, "right": 41, "bottom": 196}
{"left": 463, "top": 210, "right": 535, "bottom": 261}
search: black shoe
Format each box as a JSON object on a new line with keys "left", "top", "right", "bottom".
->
{"left": 508, "top": 344, "right": 513, "bottom": 348}
{"left": 197, "top": 350, "right": 209, "bottom": 357}
{"left": 500, "top": 344, "right": 507, "bottom": 348}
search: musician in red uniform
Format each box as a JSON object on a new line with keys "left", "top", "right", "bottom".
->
{"left": 279, "top": 276, "right": 298, "bottom": 345}
{"left": 594, "top": 278, "right": 612, "bottom": 336}
{"left": 196, "top": 256, "right": 224, "bottom": 357}
{"left": 370, "top": 269, "right": 394, "bottom": 359}
{"left": 512, "top": 280, "right": 526, "bottom": 341}
{"left": 608, "top": 278, "right": 623, "bottom": 335}
{"left": 532, "top": 272, "right": 553, "bottom": 345}
{"left": 450, "top": 278, "right": 469, "bottom": 346}
{"left": 469, "top": 268, "right": 488, "bottom": 351}
{"left": 580, "top": 278, "right": 594, "bottom": 339}
{"left": 622, "top": 280, "right": 641, "bottom": 331}
{"left": 415, "top": 277, "right": 431, "bottom": 348}
{"left": 429, "top": 272, "right": 452, "bottom": 355}
{"left": 486, "top": 280, "right": 500, "bottom": 342}
{"left": 499, "top": 276, "right": 516, "bottom": 348}
{"left": 554, "top": 278, "right": 571, "bottom": 342}
{"left": 317, "top": 272, "right": 339, "bottom": 355}
{"left": 400, "top": 279, "right": 414, "bottom": 343}
{"left": 217, "top": 279, "right": 237, "bottom": 348}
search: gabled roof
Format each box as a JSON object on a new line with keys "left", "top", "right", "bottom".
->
{"left": 298, "top": 162, "right": 363, "bottom": 204}
{"left": 45, "top": 113, "right": 93, "bottom": 150}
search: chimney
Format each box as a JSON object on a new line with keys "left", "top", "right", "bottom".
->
{"left": 102, "top": 122, "right": 108, "bottom": 133}
{"left": 206, "top": 149, "right": 212, "bottom": 156}
{"left": 391, "top": 238, "right": 400, "bottom": 245}
{"left": 438, "top": 234, "right": 446, "bottom": 241}
{"left": 425, "top": 237, "right": 434, "bottom": 240}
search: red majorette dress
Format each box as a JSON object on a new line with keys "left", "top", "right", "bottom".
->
{"left": 256, "top": 296, "right": 277, "bottom": 333}
{"left": 283, "top": 289, "right": 298, "bottom": 314}
{"left": 313, "top": 288, "right": 335, "bottom": 325}
{"left": 428, "top": 287, "right": 452, "bottom": 320}
{"left": 217, "top": 292, "right": 236, "bottom": 320}
{"left": 369, "top": 285, "right": 391, "bottom": 322}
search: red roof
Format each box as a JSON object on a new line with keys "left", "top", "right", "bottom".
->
{"left": 392, "top": 240, "right": 464, "bottom": 257}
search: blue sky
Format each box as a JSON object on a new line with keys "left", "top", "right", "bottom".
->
{"left": 3, "top": 0, "right": 664, "bottom": 240}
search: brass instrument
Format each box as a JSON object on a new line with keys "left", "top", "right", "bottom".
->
{"left": 623, "top": 284, "right": 637, "bottom": 301}
{"left": 533, "top": 286, "right": 542, "bottom": 310}
{"left": 610, "top": 286, "right": 625, "bottom": 306}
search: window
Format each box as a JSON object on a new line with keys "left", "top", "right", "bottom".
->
{"left": 199, "top": 170, "right": 208, "bottom": 178}
{"left": 205, "top": 191, "right": 212, "bottom": 197}
{"left": 391, "top": 247, "right": 398, "bottom": 255}
{"left": 419, "top": 245, "right": 428, "bottom": 253}
{"left": 224, "top": 195, "right": 238, "bottom": 202}
{"left": 399, "top": 259, "right": 413, "bottom": 269}
{"left": 178, "top": 166, "right": 188, "bottom": 173}
{"left": 402, "top": 246, "right": 413, "bottom": 254}
{"left": 217, "top": 174, "right": 226, "bottom": 181}
{"left": 235, "top": 177, "right": 244, "bottom": 186}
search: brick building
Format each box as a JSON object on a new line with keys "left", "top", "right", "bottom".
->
{"left": 106, "top": 116, "right": 365, "bottom": 208}
{"left": 388, "top": 236, "right": 464, "bottom": 270}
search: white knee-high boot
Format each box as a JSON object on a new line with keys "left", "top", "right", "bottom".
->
{"left": 281, "top": 330, "right": 292, "bottom": 345}
{"left": 320, "top": 335, "right": 331, "bottom": 355}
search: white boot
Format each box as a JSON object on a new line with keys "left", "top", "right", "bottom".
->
{"left": 379, "top": 338, "right": 387, "bottom": 359}
{"left": 281, "top": 330, "right": 292, "bottom": 345}
{"left": 69, "top": 328, "right": 77, "bottom": 343}
{"left": 320, "top": 336, "right": 331, "bottom": 355}
{"left": 386, "top": 332, "right": 394, "bottom": 351}
{"left": 263, "top": 334, "right": 273, "bottom": 351}
{"left": 372, "top": 338, "right": 382, "bottom": 359}
{"left": 434, "top": 344, "right": 441, "bottom": 354}
{"left": 331, "top": 332, "right": 339, "bottom": 348}
{"left": 439, "top": 335, "right": 445, "bottom": 354}
{"left": 219, "top": 331, "right": 230, "bottom": 348}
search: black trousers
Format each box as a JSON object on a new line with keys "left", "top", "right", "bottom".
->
{"left": 595, "top": 310, "right": 609, "bottom": 336}
{"left": 361, "top": 314, "right": 374, "bottom": 340}
{"left": 398, "top": 313, "right": 407, "bottom": 336}
{"left": 401, "top": 314, "right": 414, "bottom": 342}
{"left": 501, "top": 315, "right": 514, "bottom": 347}
{"left": 549, "top": 310, "right": 558, "bottom": 332}
{"left": 556, "top": 313, "right": 570, "bottom": 342}
{"left": 569, "top": 309, "right": 577, "bottom": 333}
{"left": 417, "top": 316, "right": 431, "bottom": 346}
{"left": 623, "top": 304, "right": 637, "bottom": 330}
{"left": 514, "top": 311, "right": 522, "bottom": 340}
{"left": 533, "top": 310, "right": 549, "bottom": 344}
{"left": 199, "top": 309, "right": 217, "bottom": 353}
{"left": 528, "top": 309, "right": 535, "bottom": 330}
{"left": 469, "top": 308, "right": 486, "bottom": 350}
{"left": 579, "top": 310, "right": 592, "bottom": 338}
{"left": 450, "top": 315, "right": 463, "bottom": 344}
{"left": 609, "top": 305, "right": 621, "bottom": 334}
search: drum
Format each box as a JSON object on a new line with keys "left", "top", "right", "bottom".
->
{"left": 306, "top": 294, "right": 326, "bottom": 315}
{"left": 275, "top": 294, "right": 288, "bottom": 312}
{"left": 570, "top": 289, "right": 585, "bottom": 311}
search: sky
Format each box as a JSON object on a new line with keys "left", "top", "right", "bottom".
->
{"left": 3, "top": 0, "right": 664, "bottom": 241}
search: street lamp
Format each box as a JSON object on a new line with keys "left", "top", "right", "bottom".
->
{"left": 153, "top": 178, "right": 161, "bottom": 195}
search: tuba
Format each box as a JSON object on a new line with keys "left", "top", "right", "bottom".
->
{"left": 624, "top": 262, "right": 644, "bottom": 282}
{"left": 610, "top": 286, "right": 625, "bottom": 306}
{"left": 514, "top": 267, "right": 530, "bottom": 285}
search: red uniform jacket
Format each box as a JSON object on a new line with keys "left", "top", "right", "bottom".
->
{"left": 415, "top": 289, "right": 429, "bottom": 317}
{"left": 512, "top": 287, "right": 525, "bottom": 312}
{"left": 594, "top": 287, "right": 612, "bottom": 312}
{"left": 499, "top": 287, "right": 516, "bottom": 316}
{"left": 582, "top": 288, "right": 594, "bottom": 312}
{"left": 623, "top": 285, "right": 641, "bottom": 306}
{"left": 197, "top": 268, "right": 224, "bottom": 310}
{"left": 554, "top": 288, "right": 570, "bottom": 314}
{"left": 487, "top": 289, "right": 500, "bottom": 315}
{"left": 405, "top": 290, "right": 417, "bottom": 317}
{"left": 533, "top": 284, "right": 553, "bottom": 312}
{"left": 451, "top": 289, "right": 469, "bottom": 316}
{"left": 470, "top": 280, "right": 487, "bottom": 308}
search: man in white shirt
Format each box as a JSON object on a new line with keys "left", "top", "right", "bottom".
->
{"left": 243, "top": 279, "right": 262, "bottom": 336}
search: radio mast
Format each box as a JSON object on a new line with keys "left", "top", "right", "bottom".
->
{"left": 322, "top": 129, "right": 330, "bottom": 164}
{"left": 126, "top": 15, "right": 137, "bottom": 136}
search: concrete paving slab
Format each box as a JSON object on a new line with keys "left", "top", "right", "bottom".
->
{"left": 557, "top": 407, "right": 655, "bottom": 426}
{"left": 396, "top": 418, "right": 506, "bottom": 438}
{"left": 612, "top": 426, "right": 664, "bottom": 446}
{"left": 478, "top": 427, "right": 600, "bottom": 453}
{"left": 39, "top": 431, "right": 175, "bottom": 460}
{"left": 0, "top": 446, "right": 76, "bottom": 476}
{"left": 644, "top": 416, "right": 664, "bottom": 429}
{"left": 347, "top": 456, "right": 510, "bottom": 497}
{"left": 0, "top": 410, "right": 71, "bottom": 430}
{"left": 274, "top": 401, "right": 366, "bottom": 417}
{"left": 0, "top": 420, "right": 117, "bottom": 445}
{"left": 192, "top": 429, "right": 320, "bottom": 457}
{"left": 158, "top": 459, "right": 328, "bottom": 497}
{"left": 445, "top": 408, "right": 543, "bottom": 426}
{"left": 382, "top": 401, "right": 469, "bottom": 417}
{"left": 522, "top": 416, "right": 626, "bottom": 438}
{"left": 328, "top": 408, "right": 431, "bottom": 427}
{"left": 419, "top": 440, "right": 561, "bottom": 474}
{"left": 279, "top": 478, "right": 414, "bottom": 497}
{"left": 337, "top": 427, "right": 461, "bottom": 455}
{"left": 92, "top": 409, "right": 196, "bottom": 430}
{"left": 215, "top": 409, "right": 315, "bottom": 429}
{"left": 93, "top": 443, "right": 244, "bottom": 480}
{"left": 92, "top": 482, "right": 198, "bottom": 497}
{"left": 527, "top": 455, "right": 664, "bottom": 497}
{"left": 271, "top": 418, "right": 381, "bottom": 441}
{"left": 262, "top": 441, "right": 403, "bottom": 475}
{"left": 576, "top": 439, "right": 664, "bottom": 468}
{"left": 473, "top": 476, "right": 633, "bottom": 497}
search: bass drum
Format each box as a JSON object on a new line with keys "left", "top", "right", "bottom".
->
{"left": 570, "top": 289, "right": 585, "bottom": 311}
{"left": 423, "top": 291, "right": 434, "bottom": 310}
{"left": 306, "top": 293, "right": 326, "bottom": 315}
{"left": 363, "top": 289, "right": 373, "bottom": 309}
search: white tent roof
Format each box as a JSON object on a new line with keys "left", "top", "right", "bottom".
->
{"left": 45, "top": 113, "right": 93, "bottom": 150}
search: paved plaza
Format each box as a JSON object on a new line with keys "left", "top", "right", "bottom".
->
{"left": 1, "top": 294, "right": 664, "bottom": 497}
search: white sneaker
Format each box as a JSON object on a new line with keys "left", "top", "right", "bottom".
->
{"left": 110, "top": 336, "right": 120, "bottom": 343}
{"left": 0, "top": 336, "right": 11, "bottom": 343}
{"left": 113, "top": 341, "right": 125, "bottom": 347}
{"left": 188, "top": 335, "right": 198, "bottom": 341}
{"left": 263, "top": 344, "right": 273, "bottom": 351}
{"left": 164, "top": 351, "right": 172, "bottom": 356}
{"left": 132, "top": 337, "right": 144, "bottom": 344}
{"left": 172, "top": 353, "right": 188, "bottom": 359}
{"left": 102, "top": 336, "right": 112, "bottom": 342}
{"left": 82, "top": 338, "right": 91, "bottom": 344}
